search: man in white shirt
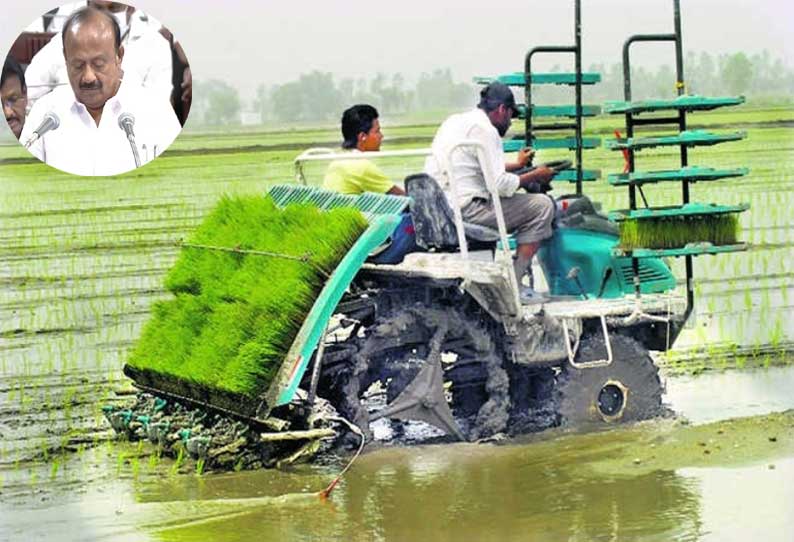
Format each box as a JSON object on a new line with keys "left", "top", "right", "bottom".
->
{"left": 21, "top": 5, "right": 181, "bottom": 176}
{"left": 425, "top": 82, "right": 556, "bottom": 303}
{"left": 24, "top": 1, "right": 172, "bottom": 108}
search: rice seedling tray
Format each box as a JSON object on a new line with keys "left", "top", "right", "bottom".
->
{"left": 609, "top": 202, "right": 750, "bottom": 222}
{"left": 611, "top": 203, "right": 748, "bottom": 251}
{"left": 514, "top": 104, "right": 601, "bottom": 118}
{"left": 124, "top": 187, "right": 407, "bottom": 419}
{"left": 553, "top": 168, "right": 601, "bottom": 182}
{"left": 504, "top": 136, "right": 601, "bottom": 152}
{"left": 606, "top": 130, "right": 746, "bottom": 150}
{"left": 612, "top": 243, "right": 749, "bottom": 259}
{"left": 604, "top": 95, "right": 745, "bottom": 114}
{"left": 607, "top": 166, "right": 749, "bottom": 186}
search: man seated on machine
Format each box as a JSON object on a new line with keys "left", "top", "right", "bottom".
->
{"left": 323, "top": 104, "right": 404, "bottom": 195}
{"left": 425, "top": 82, "right": 556, "bottom": 303}
{"left": 323, "top": 104, "right": 416, "bottom": 264}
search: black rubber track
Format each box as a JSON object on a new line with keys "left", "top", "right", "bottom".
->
{"left": 320, "top": 303, "right": 510, "bottom": 441}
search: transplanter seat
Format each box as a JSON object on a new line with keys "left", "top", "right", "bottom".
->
{"left": 405, "top": 173, "right": 500, "bottom": 252}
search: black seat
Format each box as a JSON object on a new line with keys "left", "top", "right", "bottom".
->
{"left": 405, "top": 173, "right": 501, "bottom": 252}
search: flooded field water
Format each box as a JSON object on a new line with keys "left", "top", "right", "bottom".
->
{"left": 1, "top": 118, "right": 793, "bottom": 540}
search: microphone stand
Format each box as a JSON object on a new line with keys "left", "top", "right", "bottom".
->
{"left": 125, "top": 131, "right": 141, "bottom": 168}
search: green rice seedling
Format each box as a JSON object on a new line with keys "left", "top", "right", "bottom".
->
{"left": 127, "top": 195, "right": 367, "bottom": 406}
{"left": 743, "top": 290, "right": 753, "bottom": 312}
{"left": 196, "top": 458, "right": 205, "bottom": 476}
{"left": 618, "top": 213, "right": 740, "bottom": 250}
{"left": 50, "top": 460, "right": 60, "bottom": 480}
{"left": 170, "top": 447, "right": 185, "bottom": 475}
{"left": 769, "top": 317, "right": 784, "bottom": 351}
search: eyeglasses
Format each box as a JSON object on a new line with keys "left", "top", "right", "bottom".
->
{"left": 2, "top": 95, "right": 27, "bottom": 109}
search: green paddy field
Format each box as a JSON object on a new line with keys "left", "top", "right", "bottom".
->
{"left": 1, "top": 104, "right": 793, "bottom": 541}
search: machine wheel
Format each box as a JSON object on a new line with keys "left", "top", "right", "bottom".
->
{"left": 319, "top": 302, "right": 510, "bottom": 442}
{"left": 556, "top": 333, "right": 663, "bottom": 426}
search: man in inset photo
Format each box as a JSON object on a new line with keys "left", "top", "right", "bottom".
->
{"left": 1, "top": 56, "right": 27, "bottom": 140}
{"left": 21, "top": 5, "right": 181, "bottom": 176}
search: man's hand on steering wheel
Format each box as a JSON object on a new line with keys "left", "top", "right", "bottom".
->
{"left": 518, "top": 165, "right": 555, "bottom": 193}
{"left": 516, "top": 147, "right": 535, "bottom": 168}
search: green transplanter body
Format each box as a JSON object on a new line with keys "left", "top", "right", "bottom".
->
{"left": 126, "top": 195, "right": 367, "bottom": 409}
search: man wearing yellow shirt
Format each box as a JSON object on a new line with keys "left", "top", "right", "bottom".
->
{"left": 323, "top": 104, "right": 405, "bottom": 195}
{"left": 323, "top": 104, "right": 413, "bottom": 264}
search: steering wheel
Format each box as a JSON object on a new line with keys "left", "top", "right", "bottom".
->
{"left": 515, "top": 160, "right": 574, "bottom": 193}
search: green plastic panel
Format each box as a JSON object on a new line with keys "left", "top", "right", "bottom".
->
{"left": 515, "top": 104, "right": 601, "bottom": 118}
{"left": 606, "top": 130, "right": 746, "bottom": 150}
{"left": 553, "top": 169, "right": 601, "bottom": 182}
{"left": 474, "top": 73, "right": 601, "bottom": 86}
{"left": 504, "top": 137, "right": 601, "bottom": 152}
{"left": 604, "top": 95, "right": 745, "bottom": 114}
{"left": 613, "top": 243, "right": 749, "bottom": 259}
{"left": 609, "top": 202, "right": 750, "bottom": 222}
{"left": 269, "top": 184, "right": 409, "bottom": 219}
{"left": 608, "top": 166, "right": 749, "bottom": 186}
{"left": 267, "top": 215, "right": 402, "bottom": 408}
{"left": 262, "top": 184, "right": 408, "bottom": 409}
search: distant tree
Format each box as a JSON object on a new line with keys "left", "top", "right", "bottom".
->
{"left": 338, "top": 78, "right": 355, "bottom": 105}
{"left": 696, "top": 51, "right": 716, "bottom": 95}
{"left": 195, "top": 79, "right": 240, "bottom": 126}
{"left": 653, "top": 65, "right": 676, "bottom": 98}
{"left": 721, "top": 53, "right": 753, "bottom": 96}
{"left": 298, "top": 71, "right": 343, "bottom": 121}
{"left": 416, "top": 68, "right": 472, "bottom": 110}
{"left": 271, "top": 81, "right": 303, "bottom": 122}
{"left": 253, "top": 84, "right": 270, "bottom": 123}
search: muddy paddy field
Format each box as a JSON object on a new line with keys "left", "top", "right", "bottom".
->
{"left": 1, "top": 106, "right": 793, "bottom": 541}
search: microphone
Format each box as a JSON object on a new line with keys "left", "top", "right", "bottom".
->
{"left": 24, "top": 112, "right": 60, "bottom": 149}
{"left": 118, "top": 113, "right": 141, "bottom": 168}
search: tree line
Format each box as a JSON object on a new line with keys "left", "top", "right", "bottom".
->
{"left": 188, "top": 51, "right": 794, "bottom": 127}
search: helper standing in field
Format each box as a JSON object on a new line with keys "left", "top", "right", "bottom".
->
{"left": 323, "top": 104, "right": 416, "bottom": 264}
{"left": 425, "top": 82, "right": 556, "bottom": 304}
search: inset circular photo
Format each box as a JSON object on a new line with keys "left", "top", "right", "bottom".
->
{"left": 2, "top": 1, "right": 191, "bottom": 176}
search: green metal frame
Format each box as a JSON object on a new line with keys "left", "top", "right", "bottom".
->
{"left": 608, "top": 166, "right": 749, "bottom": 186}
{"left": 613, "top": 244, "right": 749, "bottom": 259}
{"left": 504, "top": 137, "right": 601, "bottom": 152}
{"left": 475, "top": 0, "right": 599, "bottom": 194}
{"left": 473, "top": 72, "right": 601, "bottom": 86}
{"left": 604, "top": 95, "right": 745, "bottom": 114}
{"left": 610, "top": 0, "right": 750, "bottom": 322}
{"left": 609, "top": 202, "right": 750, "bottom": 222}
{"left": 606, "top": 130, "right": 746, "bottom": 150}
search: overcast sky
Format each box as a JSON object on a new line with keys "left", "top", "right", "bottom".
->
{"left": 2, "top": 0, "right": 793, "bottom": 101}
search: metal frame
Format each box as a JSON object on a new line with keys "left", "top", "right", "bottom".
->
{"left": 524, "top": 0, "right": 585, "bottom": 195}
{"left": 620, "top": 0, "right": 694, "bottom": 323}
{"left": 442, "top": 140, "right": 523, "bottom": 312}
{"left": 293, "top": 147, "right": 432, "bottom": 185}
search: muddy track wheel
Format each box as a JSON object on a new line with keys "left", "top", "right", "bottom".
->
{"left": 556, "top": 333, "right": 663, "bottom": 426}
{"left": 320, "top": 303, "right": 510, "bottom": 442}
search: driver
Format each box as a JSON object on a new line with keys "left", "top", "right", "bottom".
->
{"left": 425, "top": 82, "right": 556, "bottom": 303}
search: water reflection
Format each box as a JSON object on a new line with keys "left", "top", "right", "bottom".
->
{"left": 148, "top": 435, "right": 705, "bottom": 542}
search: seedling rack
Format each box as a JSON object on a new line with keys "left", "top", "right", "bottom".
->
{"left": 604, "top": 0, "right": 750, "bottom": 321}
{"left": 474, "top": 0, "right": 600, "bottom": 194}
